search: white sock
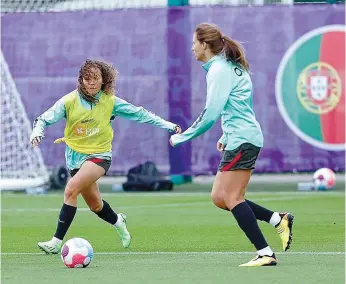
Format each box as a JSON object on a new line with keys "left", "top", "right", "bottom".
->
{"left": 52, "top": 236, "right": 62, "bottom": 246}
{"left": 257, "top": 246, "right": 274, "bottom": 256}
{"left": 114, "top": 214, "right": 122, "bottom": 227}
{"left": 269, "top": 212, "right": 281, "bottom": 227}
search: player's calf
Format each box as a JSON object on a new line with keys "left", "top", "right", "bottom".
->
{"left": 92, "top": 200, "right": 131, "bottom": 248}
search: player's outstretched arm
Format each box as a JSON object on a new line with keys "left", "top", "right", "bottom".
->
{"left": 169, "top": 64, "right": 232, "bottom": 147}
{"left": 112, "top": 97, "right": 181, "bottom": 133}
{"left": 30, "top": 98, "right": 66, "bottom": 147}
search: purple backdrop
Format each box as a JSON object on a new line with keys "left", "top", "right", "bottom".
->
{"left": 1, "top": 5, "right": 345, "bottom": 174}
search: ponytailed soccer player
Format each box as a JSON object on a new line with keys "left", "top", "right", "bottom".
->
{"left": 30, "top": 59, "right": 181, "bottom": 254}
{"left": 170, "top": 23, "right": 294, "bottom": 267}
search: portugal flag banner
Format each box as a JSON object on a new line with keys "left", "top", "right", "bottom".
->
{"left": 276, "top": 25, "right": 345, "bottom": 151}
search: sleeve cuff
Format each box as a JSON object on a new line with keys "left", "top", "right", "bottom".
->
{"left": 217, "top": 134, "right": 227, "bottom": 145}
{"left": 170, "top": 134, "right": 180, "bottom": 147}
{"left": 167, "top": 122, "right": 177, "bottom": 132}
{"left": 30, "top": 128, "right": 44, "bottom": 141}
{"left": 171, "top": 133, "right": 188, "bottom": 147}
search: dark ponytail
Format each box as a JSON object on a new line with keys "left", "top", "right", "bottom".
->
{"left": 222, "top": 35, "right": 249, "bottom": 72}
{"left": 195, "top": 23, "right": 250, "bottom": 72}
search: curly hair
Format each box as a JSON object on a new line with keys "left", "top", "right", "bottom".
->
{"left": 77, "top": 59, "right": 119, "bottom": 103}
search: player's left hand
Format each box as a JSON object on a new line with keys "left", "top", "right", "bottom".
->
{"left": 216, "top": 141, "right": 225, "bottom": 152}
{"left": 169, "top": 137, "right": 174, "bottom": 147}
{"left": 31, "top": 136, "right": 43, "bottom": 147}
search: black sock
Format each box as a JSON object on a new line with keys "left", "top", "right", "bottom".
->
{"left": 54, "top": 203, "right": 77, "bottom": 240}
{"left": 246, "top": 199, "right": 274, "bottom": 223}
{"left": 231, "top": 202, "right": 268, "bottom": 250}
{"left": 93, "top": 199, "right": 118, "bottom": 225}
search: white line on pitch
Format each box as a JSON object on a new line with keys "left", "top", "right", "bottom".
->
{"left": 1, "top": 251, "right": 344, "bottom": 256}
{"left": 2, "top": 191, "right": 345, "bottom": 198}
{"left": 1, "top": 196, "right": 319, "bottom": 213}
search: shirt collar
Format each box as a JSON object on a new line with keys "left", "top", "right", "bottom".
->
{"left": 202, "top": 54, "right": 223, "bottom": 72}
{"left": 95, "top": 90, "right": 102, "bottom": 100}
{"left": 77, "top": 90, "right": 102, "bottom": 103}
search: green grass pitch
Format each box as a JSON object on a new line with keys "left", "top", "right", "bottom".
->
{"left": 1, "top": 182, "right": 345, "bottom": 284}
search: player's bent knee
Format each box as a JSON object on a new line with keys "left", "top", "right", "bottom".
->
{"left": 212, "top": 198, "right": 227, "bottom": 209}
{"left": 89, "top": 200, "right": 103, "bottom": 213}
{"left": 211, "top": 194, "right": 222, "bottom": 206}
{"left": 211, "top": 192, "right": 226, "bottom": 209}
{"left": 223, "top": 193, "right": 245, "bottom": 211}
{"left": 64, "top": 181, "right": 82, "bottom": 201}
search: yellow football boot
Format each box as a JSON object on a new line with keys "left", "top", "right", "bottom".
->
{"left": 276, "top": 213, "right": 295, "bottom": 251}
{"left": 239, "top": 254, "right": 277, "bottom": 267}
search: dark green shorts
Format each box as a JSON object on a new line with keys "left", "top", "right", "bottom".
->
{"left": 69, "top": 158, "right": 111, "bottom": 177}
{"left": 218, "top": 143, "right": 261, "bottom": 172}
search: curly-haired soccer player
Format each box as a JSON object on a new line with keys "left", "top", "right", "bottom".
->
{"left": 31, "top": 59, "right": 181, "bottom": 254}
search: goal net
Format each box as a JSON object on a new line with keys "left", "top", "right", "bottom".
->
{"left": 0, "top": 51, "right": 50, "bottom": 191}
{"left": 0, "top": 0, "right": 299, "bottom": 13}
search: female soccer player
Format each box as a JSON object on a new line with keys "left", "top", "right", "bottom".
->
{"left": 31, "top": 59, "right": 181, "bottom": 254}
{"left": 170, "top": 23, "right": 294, "bottom": 267}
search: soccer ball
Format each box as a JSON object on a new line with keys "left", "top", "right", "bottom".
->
{"left": 61, "top": 238, "right": 93, "bottom": 268}
{"left": 313, "top": 168, "right": 336, "bottom": 190}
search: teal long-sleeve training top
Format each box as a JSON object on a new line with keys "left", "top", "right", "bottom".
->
{"left": 30, "top": 91, "right": 176, "bottom": 170}
{"left": 170, "top": 55, "right": 263, "bottom": 150}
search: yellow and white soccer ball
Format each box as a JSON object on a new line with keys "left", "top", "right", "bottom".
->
{"left": 313, "top": 168, "right": 336, "bottom": 190}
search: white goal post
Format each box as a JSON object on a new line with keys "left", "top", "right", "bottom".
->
{"left": 0, "top": 51, "right": 50, "bottom": 191}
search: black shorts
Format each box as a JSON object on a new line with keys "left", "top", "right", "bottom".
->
{"left": 218, "top": 143, "right": 261, "bottom": 172}
{"left": 69, "top": 158, "right": 112, "bottom": 177}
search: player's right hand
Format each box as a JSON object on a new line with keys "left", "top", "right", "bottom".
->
{"left": 31, "top": 136, "right": 43, "bottom": 147}
{"left": 216, "top": 142, "right": 225, "bottom": 152}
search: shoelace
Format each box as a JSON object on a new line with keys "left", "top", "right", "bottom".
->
{"left": 276, "top": 224, "right": 285, "bottom": 234}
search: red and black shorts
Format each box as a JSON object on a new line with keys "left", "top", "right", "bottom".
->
{"left": 69, "top": 158, "right": 112, "bottom": 177}
{"left": 218, "top": 143, "right": 261, "bottom": 172}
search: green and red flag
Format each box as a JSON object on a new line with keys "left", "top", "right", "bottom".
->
{"left": 276, "top": 25, "right": 345, "bottom": 151}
